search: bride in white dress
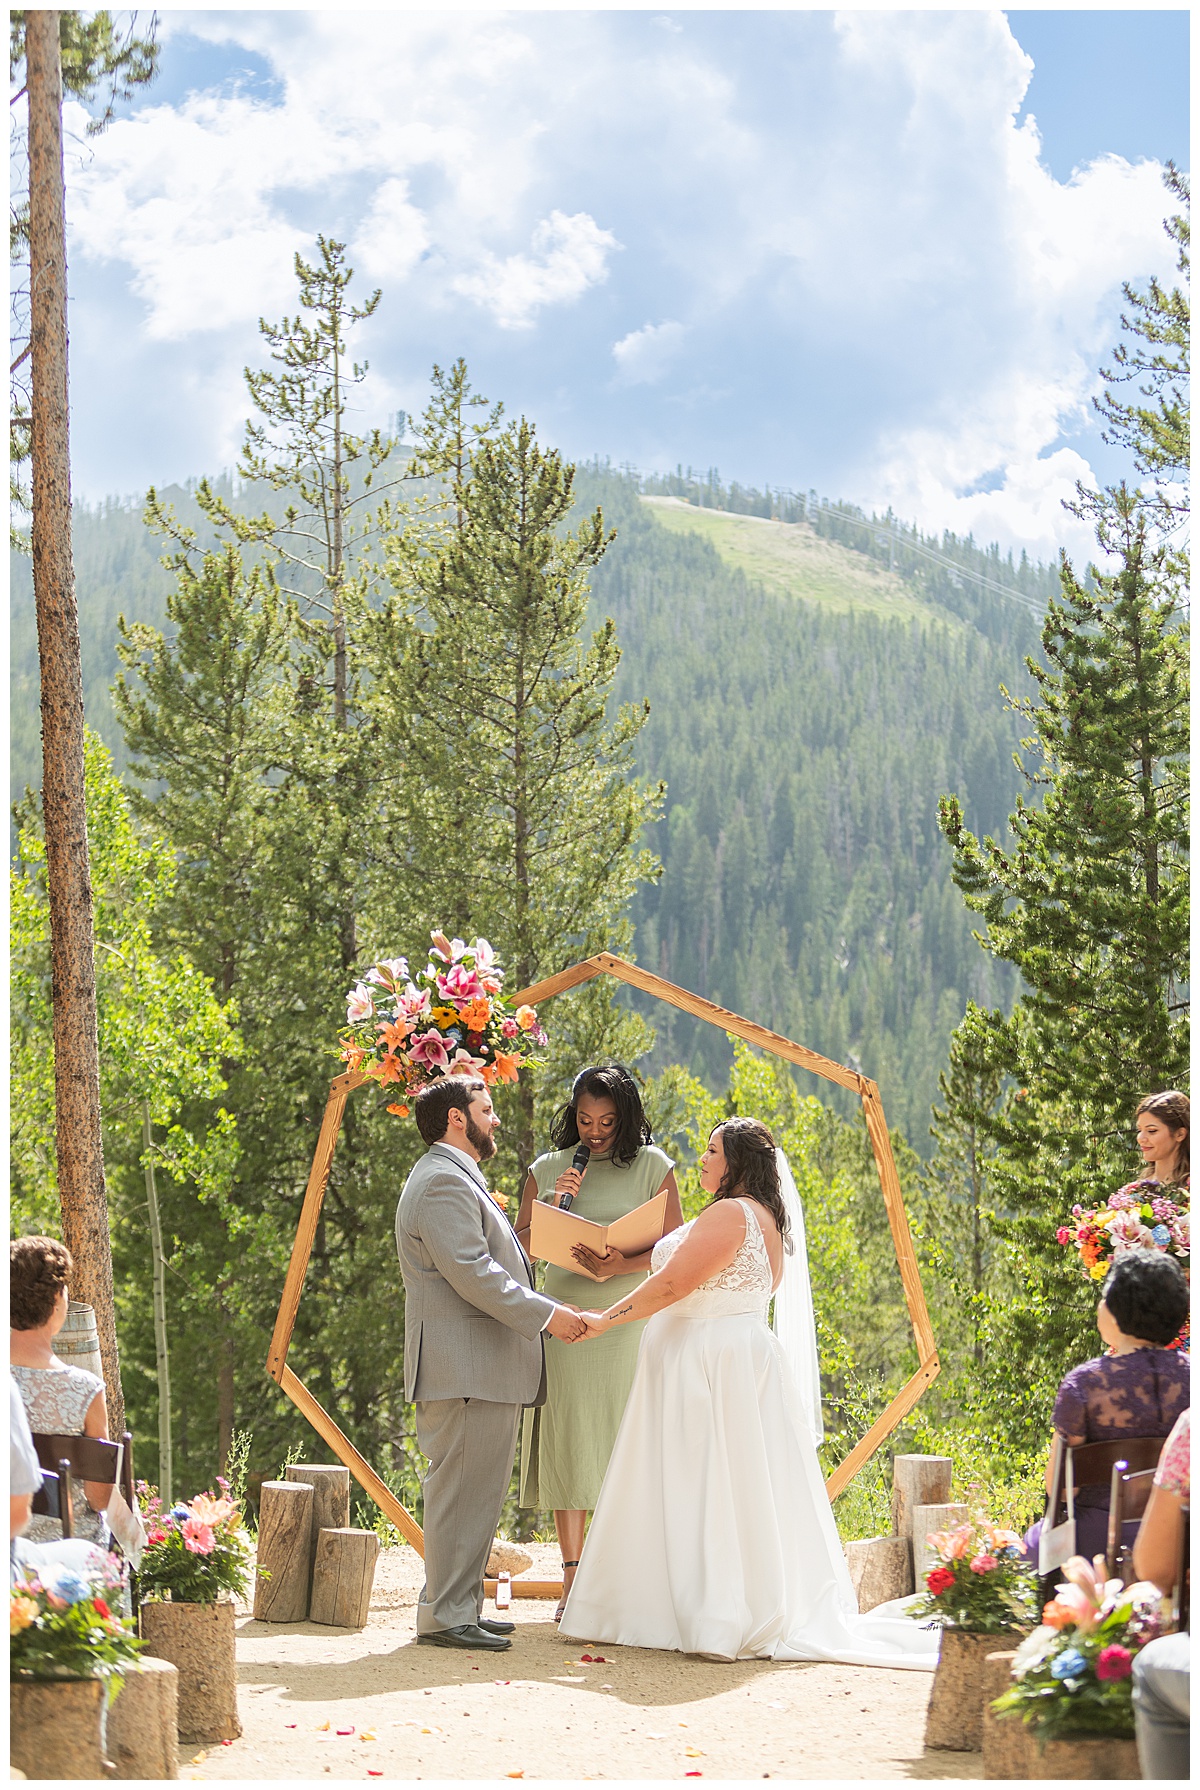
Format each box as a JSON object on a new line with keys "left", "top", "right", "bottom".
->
{"left": 559, "top": 1118, "right": 938, "bottom": 1668}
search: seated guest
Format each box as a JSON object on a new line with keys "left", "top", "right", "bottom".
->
{"left": 10, "top": 1372, "right": 109, "bottom": 1586}
{"left": 1025, "top": 1248, "right": 1189, "bottom": 1564}
{"left": 1131, "top": 1407, "right": 1189, "bottom": 1780}
{"left": 10, "top": 1237, "right": 111, "bottom": 1546}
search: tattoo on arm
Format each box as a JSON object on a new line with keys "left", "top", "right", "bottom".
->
{"left": 608, "top": 1302, "right": 635, "bottom": 1319}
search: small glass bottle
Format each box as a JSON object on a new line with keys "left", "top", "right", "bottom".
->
{"left": 495, "top": 1570, "right": 512, "bottom": 1610}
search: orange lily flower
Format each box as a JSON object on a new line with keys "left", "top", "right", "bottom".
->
{"left": 375, "top": 1052, "right": 404, "bottom": 1085}
{"left": 376, "top": 1018, "right": 410, "bottom": 1051}
{"left": 492, "top": 1051, "right": 521, "bottom": 1083}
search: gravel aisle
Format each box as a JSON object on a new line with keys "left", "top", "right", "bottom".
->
{"left": 185, "top": 1544, "right": 981, "bottom": 1782}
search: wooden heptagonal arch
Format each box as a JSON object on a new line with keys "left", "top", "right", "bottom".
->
{"left": 266, "top": 951, "right": 940, "bottom": 1597}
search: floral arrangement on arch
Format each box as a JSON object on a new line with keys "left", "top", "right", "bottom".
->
{"left": 135, "top": 1481, "right": 253, "bottom": 1606}
{"left": 1058, "top": 1180, "right": 1190, "bottom": 1284}
{"left": 339, "top": 932, "right": 546, "bottom": 1114}
{"left": 10, "top": 1556, "right": 141, "bottom": 1691}
{"left": 911, "top": 1518, "right": 1038, "bottom": 1634}
{"left": 991, "top": 1553, "right": 1165, "bottom": 1742}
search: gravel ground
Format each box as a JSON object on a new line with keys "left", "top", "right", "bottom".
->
{"left": 182, "top": 1544, "right": 982, "bottom": 1783}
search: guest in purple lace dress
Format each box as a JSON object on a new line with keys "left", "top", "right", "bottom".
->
{"left": 1025, "top": 1247, "right": 1190, "bottom": 1564}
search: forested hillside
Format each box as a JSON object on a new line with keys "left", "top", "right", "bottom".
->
{"left": 11, "top": 464, "right": 1045, "bottom": 1145}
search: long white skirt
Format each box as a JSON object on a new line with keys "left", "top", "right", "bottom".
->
{"left": 559, "top": 1305, "right": 938, "bottom": 1668}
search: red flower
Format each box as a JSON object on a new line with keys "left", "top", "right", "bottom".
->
{"left": 92, "top": 1598, "right": 110, "bottom": 1619}
{"left": 147, "top": 1528, "right": 167, "bottom": 1545}
{"left": 926, "top": 1567, "right": 956, "bottom": 1596}
{"left": 1096, "top": 1645, "right": 1133, "bottom": 1682}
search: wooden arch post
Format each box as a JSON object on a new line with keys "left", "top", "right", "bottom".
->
{"left": 266, "top": 952, "right": 939, "bottom": 1588}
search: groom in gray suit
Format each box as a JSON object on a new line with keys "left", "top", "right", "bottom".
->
{"left": 396, "top": 1075, "right": 587, "bottom": 1651}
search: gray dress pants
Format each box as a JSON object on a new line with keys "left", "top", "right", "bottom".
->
{"left": 414, "top": 1396, "right": 521, "bottom": 1633}
{"left": 1133, "top": 1631, "right": 1190, "bottom": 1780}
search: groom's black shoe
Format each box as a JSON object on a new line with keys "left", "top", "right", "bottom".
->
{"left": 477, "top": 1618, "right": 515, "bottom": 1635}
{"left": 417, "top": 1624, "right": 512, "bottom": 1651}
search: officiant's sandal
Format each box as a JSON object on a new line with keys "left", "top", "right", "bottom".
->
{"left": 554, "top": 1560, "right": 581, "bottom": 1623}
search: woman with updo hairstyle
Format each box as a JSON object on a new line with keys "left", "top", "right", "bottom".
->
{"left": 515, "top": 1064, "right": 682, "bottom": 1619}
{"left": 1023, "top": 1246, "right": 1190, "bottom": 1566}
{"left": 10, "top": 1236, "right": 112, "bottom": 1543}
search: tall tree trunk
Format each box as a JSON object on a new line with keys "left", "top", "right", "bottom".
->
{"left": 142, "top": 1101, "right": 172, "bottom": 1502}
{"left": 27, "top": 10, "right": 124, "bottom": 1433}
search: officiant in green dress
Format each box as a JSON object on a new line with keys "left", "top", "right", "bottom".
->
{"left": 515, "top": 1064, "right": 682, "bottom": 1619}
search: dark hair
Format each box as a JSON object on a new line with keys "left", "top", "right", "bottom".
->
{"left": 415, "top": 1076, "right": 487, "bottom": 1146}
{"left": 11, "top": 1235, "right": 72, "bottom": 1331}
{"left": 1135, "top": 1090, "right": 1190, "bottom": 1179}
{"left": 549, "top": 1064, "right": 651, "bottom": 1168}
{"left": 1101, "top": 1247, "right": 1189, "bottom": 1346}
{"left": 709, "top": 1118, "right": 792, "bottom": 1250}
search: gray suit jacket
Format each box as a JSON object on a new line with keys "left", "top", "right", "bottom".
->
{"left": 396, "top": 1142, "right": 556, "bottom": 1406}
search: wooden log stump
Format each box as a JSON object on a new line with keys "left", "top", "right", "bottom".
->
{"left": 253, "top": 1479, "right": 313, "bottom": 1622}
{"left": 141, "top": 1599, "right": 241, "bottom": 1744}
{"left": 285, "top": 1464, "right": 350, "bottom": 1587}
{"left": 309, "top": 1528, "right": 381, "bottom": 1629}
{"left": 981, "top": 1650, "right": 1024, "bottom": 1779}
{"left": 106, "top": 1656, "right": 179, "bottom": 1779}
{"left": 911, "top": 1502, "right": 970, "bottom": 1582}
{"left": 925, "top": 1630, "right": 1010, "bottom": 1750}
{"left": 10, "top": 1677, "right": 110, "bottom": 1779}
{"left": 891, "top": 1454, "right": 953, "bottom": 1542}
{"left": 843, "top": 1536, "right": 913, "bottom": 1612}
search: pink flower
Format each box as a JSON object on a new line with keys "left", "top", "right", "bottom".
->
{"left": 944, "top": 1524, "right": 975, "bottom": 1560}
{"left": 408, "top": 1029, "right": 451, "bottom": 1071}
{"left": 1056, "top": 1227, "right": 1071, "bottom": 1246}
{"left": 190, "top": 1493, "right": 236, "bottom": 1526}
{"left": 182, "top": 1517, "right": 216, "bottom": 1555}
{"left": 345, "top": 982, "right": 375, "bottom": 1023}
{"left": 468, "top": 938, "right": 497, "bottom": 974}
{"left": 366, "top": 957, "right": 409, "bottom": 989}
{"left": 447, "top": 1049, "right": 486, "bottom": 1077}
{"left": 1096, "top": 1645, "right": 1133, "bottom": 1682}
{"left": 500, "top": 1016, "right": 520, "bottom": 1039}
{"left": 969, "top": 1554, "right": 998, "bottom": 1574}
{"left": 438, "top": 964, "right": 485, "bottom": 1003}
{"left": 397, "top": 982, "right": 432, "bottom": 1022}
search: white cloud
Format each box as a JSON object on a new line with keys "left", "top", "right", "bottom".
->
{"left": 453, "top": 211, "right": 619, "bottom": 330}
{"left": 612, "top": 320, "right": 686, "bottom": 386}
{"left": 55, "top": 11, "right": 1183, "bottom": 558}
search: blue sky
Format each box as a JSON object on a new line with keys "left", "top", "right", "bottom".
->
{"left": 57, "top": 8, "right": 1189, "bottom": 562}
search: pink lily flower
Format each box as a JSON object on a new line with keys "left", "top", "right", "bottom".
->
{"left": 439, "top": 964, "right": 485, "bottom": 1003}
{"left": 409, "top": 1030, "right": 451, "bottom": 1071}
{"left": 397, "top": 982, "right": 432, "bottom": 1022}
{"left": 367, "top": 957, "right": 409, "bottom": 989}
{"left": 346, "top": 983, "right": 375, "bottom": 1023}
{"left": 469, "top": 938, "right": 497, "bottom": 974}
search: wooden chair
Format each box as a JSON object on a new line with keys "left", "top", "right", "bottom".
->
{"left": 30, "top": 1430, "right": 139, "bottom": 1612}
{"left": 1106, "top": 1462, "right": 1156, "bottom": 1582}
{"left": 1039, "top": 1435, "right": 1166, "bottom": 1610}
{"left": 30, "top": 1464, "right": 74, "bottom": 1538}
{"left": 1171, "top": 1501, "right": 1189, "bottom": 1633}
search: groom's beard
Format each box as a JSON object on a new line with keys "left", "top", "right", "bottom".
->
{"left": 465, "top": 1113, "right": 497, "bottom": 1160}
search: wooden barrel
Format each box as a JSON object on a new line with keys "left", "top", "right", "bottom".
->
{"left": 56, "top": 1301, "right": 104, "bottom": 1379}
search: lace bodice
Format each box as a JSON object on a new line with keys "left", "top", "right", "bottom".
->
{"left": 12, "top": 1362, "right": 108, "bottom": 1545}
{"left": 651, "top": 1200, "right": 776, "bottom": 1317}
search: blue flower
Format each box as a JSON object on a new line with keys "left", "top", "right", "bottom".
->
{"left": 1152, "top": 1224, "right": 1171, "bottom": 1246}
{"left": 169, "top": 1504, "right": 191, "bottom": 1522}
{"left": 51, "top": 1570, "right": 92, "bottom": 1606}
{"left": 1050, "top": 1648, "right": 1087, "bottom": 1681}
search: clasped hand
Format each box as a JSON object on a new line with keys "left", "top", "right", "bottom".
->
{"left": 546, "top": 1304, "right": 610, "bottom": 1343}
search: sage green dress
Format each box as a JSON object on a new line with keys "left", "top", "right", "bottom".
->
{"left": 519, "top": 1142, "right": 675, "bottom": 1511}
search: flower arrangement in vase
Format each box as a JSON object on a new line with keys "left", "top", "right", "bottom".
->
{"left": 991, "top": 1554, "right": 1165, "bottom": 1742}
{"left": 10, "top": 1556, "right": 141, "bottom": 1690}
{"left": 136, "top": 1482, "right": 253, "bottom": 1605}
{"left": 912, "top": 1517, "right": 1038, "bottom": 1634}
{"left": 338, "top": 932, "right": 546, "bottom": 1115}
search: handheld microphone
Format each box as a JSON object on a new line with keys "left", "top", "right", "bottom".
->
{"left": 558, "top": 1143, "right": 591, "bottom": 1212}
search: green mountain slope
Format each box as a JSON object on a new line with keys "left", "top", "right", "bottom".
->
{"left": 641, "top": 497, "right": 949, "bottom": 624}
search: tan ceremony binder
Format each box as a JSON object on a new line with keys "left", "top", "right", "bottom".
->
{"left": 529, "top": 1188, "right": 670, "bottom": 1283}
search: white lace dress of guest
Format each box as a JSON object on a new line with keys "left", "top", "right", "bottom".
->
{"left": 11, "top": 1362, "right": 108, "bottom": 1546}
{"left": 559, "top": 1201, "right": 938, "bottom": 1667}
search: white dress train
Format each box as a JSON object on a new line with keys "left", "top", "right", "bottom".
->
{"left": 559, "top": 1201, "right": 939, "bottom": 1668}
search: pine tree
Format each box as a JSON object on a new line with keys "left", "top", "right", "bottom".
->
{"left": 367, "top": 405, "right": 663, "bottom": 1167}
